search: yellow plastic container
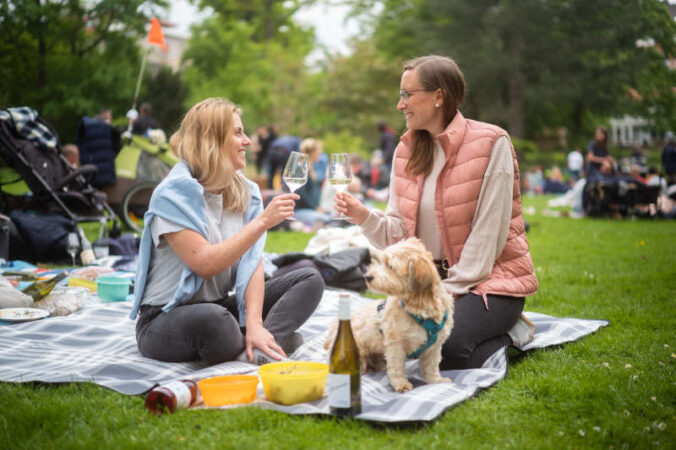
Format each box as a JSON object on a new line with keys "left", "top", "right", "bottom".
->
{"left": 68, "top": 277, "right": 97, "bottom": 292}
{"left": 198, "top": 375, "right": 258, "bottom": 406}
{"left": 258, "top": 361, "right": 329, "bottom": 406}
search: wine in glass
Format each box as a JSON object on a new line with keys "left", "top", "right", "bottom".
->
{"left": 282, "top": 152, "right": 308, "bottom": 222}
{"left": 66, "top": 232, "right": 80, "bottom": 266}
{"left": 328, "top": 153, "right": 353, "bottom": 219}
{"left": 282, "top": 152, "right": 309, "bottom": 193}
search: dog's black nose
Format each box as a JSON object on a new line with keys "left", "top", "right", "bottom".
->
{"left": 365, "top": 275, "right": 374, "bottom": 282}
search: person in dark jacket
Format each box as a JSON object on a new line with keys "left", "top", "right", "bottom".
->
{"left": 377, "top": 120, "right": 397, "bottom": 171}
{"left": 76, "top": 116, "right": 121, "bottom": 186}
{"left": 266, "top": 135, "right": 301, "bottom": 189}
{"left": 662, "top": 137, "right": 676, "bottom": 186}
{"left": 586, "top": 125, "right": 615, "bottom": 176}
{"left": 132, "top": 103, "right": 160, "bottom": 136}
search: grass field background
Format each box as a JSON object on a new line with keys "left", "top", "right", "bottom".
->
{"left": 1, "top": 195, "right": 674, "bottom": 449}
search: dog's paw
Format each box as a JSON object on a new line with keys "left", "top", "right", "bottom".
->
{"left": 430, "top": 376, "right": 452, "bottom": 384}
{"left": 391, "top": 379, "right": 413, "bottom": 393}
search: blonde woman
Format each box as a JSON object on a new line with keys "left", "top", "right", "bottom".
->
{"left": 130, "top": 98, "right": 324, "bottom": 365}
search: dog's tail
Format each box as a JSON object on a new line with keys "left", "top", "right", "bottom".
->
{"left": 323, "top": 319, "right": 338, "bottom": 350}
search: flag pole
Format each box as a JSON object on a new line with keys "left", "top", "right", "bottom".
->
{"left": 126, "top": 46, "right": 150, "bottom": 135}
{"left": 132, "top": 47, "right": 150, "bottom": 111}
{"left": 126, "top": 17, "right": 165, "bottom": 137}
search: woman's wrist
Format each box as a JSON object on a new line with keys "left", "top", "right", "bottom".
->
{"left": 251, "top": 216, "right": 270, "bottom": 232}
{"left": 354, "top": 205, "right": 370, "bottom": 225}
{"left": 246, "top": 317, "right": 264, "bottom": 330}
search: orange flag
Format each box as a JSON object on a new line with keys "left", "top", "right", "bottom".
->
{"left": 147, "top": 18, "right": 167, "bottom": 51}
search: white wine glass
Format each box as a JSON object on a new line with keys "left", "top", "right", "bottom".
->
{"left": 328, "top": 153, "right": 353, "bottom": 220}
{"left": 66, "top": 232, "right": 80, "bottom": 266}
{"left": 282, "top": 152, "right": 308, "bottom": 221}
{"left": 282, "top": 152, "right": 308, "bottom": 194}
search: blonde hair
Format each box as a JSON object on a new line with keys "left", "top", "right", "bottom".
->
{"left": 403, "top": 55, "right": 466, "bottom": 177}
{"left": 300, "top": 138, "right": 321, "bottom": 155}
{"left": 170, "top": 98, "right": 249, "bottom": 212}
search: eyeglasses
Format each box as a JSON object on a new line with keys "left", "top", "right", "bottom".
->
{"left": 399, "top": 89, "right": 428, "bottom": 102}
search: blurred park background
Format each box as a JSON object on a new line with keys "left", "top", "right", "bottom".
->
{"left": 1, "top": 0, "right": 676, "bottom": 172}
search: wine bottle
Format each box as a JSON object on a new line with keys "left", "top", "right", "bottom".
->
{"left": 145, "top": 379, "right": 199, "bottom": 415}
{"left": 21, "top": 271, "right": 68, "bottom": 302}
{"left": 2, "top": 270, "right": 39, "bottom": 281}
{"left": 77, "top": 227, "right": 96, "bottom": 265}
{"left": 328, "top": 293, "right": 362, "bottom": 417}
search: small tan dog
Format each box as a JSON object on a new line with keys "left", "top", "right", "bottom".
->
{"left": 324, "top": 238, "right": 454, "bottom": 392}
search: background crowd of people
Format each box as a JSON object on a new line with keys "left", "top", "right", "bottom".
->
{"left": 522, "top": 126, "right": 675, "bottom": 218}
{"left": 240, "top": 121, "right": 398, "bottom": 231}
{"left": 63, "top": 100, "right": 674, "bottom": 225}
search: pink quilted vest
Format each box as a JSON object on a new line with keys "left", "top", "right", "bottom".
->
{"left": 393, "top": 111, "right": 538, "bottom": 301}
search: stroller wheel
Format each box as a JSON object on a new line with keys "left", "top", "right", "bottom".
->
{"left": 121, "top": 181, "right": 156, "bottom": 233}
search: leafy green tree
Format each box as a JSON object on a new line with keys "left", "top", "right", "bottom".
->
{"left": 141, "top": 66, "right": 189, "bottom": 136}
{"left": 358, "top": 0, "right": 676, "bottom": 139}
{"left": 317, "top": 39, "right": 405, "bottom": 148}
{"left": 183, "top": 0, "right": 317, "bottom": 133}
{"left": 0, "top": 0, "right": 167, "bottom": 142}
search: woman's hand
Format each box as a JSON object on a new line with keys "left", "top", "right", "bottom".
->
{"left": 259, "top": 193, "right": 299, "bottom": 229}
{"left": 333, "top": 191, "right": 370, "bottom": 225}
{"left": 244, "top": 323, "right": 286, "bottom": 362}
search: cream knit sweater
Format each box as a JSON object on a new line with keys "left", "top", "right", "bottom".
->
{"left": 361, "top": 136, "right": 514, "bottom": 297}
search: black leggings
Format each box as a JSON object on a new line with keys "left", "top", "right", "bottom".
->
{"left": 135, "top": 267, "right": 324, "bottom": 365}
{"left": 440, "top": 293, "right": 524, "bottom": 370}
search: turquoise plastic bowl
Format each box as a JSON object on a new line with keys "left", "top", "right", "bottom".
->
{"left": 96, "top": 275, "right": 131, "bottom": 302}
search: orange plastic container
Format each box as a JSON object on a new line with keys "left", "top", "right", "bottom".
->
{"left": 197, "top": 375, "right": 259, "bottom": 406}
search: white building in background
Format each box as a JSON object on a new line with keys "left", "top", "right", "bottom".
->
{"left": 609, "top": 115, "right": 652, "bottom": 147}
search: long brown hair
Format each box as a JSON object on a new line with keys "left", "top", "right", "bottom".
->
{"left": 403, "top": 55, "right": 466, "bottom": 176}
{"left": 170, "top": 98, "right": 249, "bottom": 212}
{"left": 594, "top": 125, "right": 608, "bottom": 151}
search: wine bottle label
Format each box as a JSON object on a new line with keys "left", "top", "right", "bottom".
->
{"left": 164, "top": 381, "right": 192, "bottom": 408}
{"left": 328, "top": 373, "right": 351, "bottom": 408}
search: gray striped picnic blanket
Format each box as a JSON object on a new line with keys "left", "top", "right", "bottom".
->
{"left": 0, "top": 290, "right": 607, "bottom": 422}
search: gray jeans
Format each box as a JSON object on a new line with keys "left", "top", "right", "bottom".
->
{"left": 440, "top": 293, "right": 524, "bottom": 370}
{"left": 135, "top": 267, "right": 324, "bottom": 365}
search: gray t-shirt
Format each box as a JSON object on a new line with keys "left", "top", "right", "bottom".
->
{"left": 141, "top": 191, "right": 245, "bottom": 307}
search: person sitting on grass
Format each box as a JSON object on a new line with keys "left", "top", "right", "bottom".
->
{"left": 129, "top": 98, "right": 324, "bottom": 366}
{"left": 334, "top": 55, "right": 538, "bottom": 370}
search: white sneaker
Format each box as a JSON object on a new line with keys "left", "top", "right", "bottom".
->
{"left": 234, "top": 348, "right": 286, "bottom": 365}
{"left": 507, "top": 314, "right": 536, "bottom": 348}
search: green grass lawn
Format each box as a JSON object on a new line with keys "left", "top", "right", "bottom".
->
{"left": 2, "top": 196, "right": 675, "bottom": 449}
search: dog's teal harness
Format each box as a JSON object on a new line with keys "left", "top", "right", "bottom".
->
{"left": 377, "top": 300, "right": 449, "bottom": 360}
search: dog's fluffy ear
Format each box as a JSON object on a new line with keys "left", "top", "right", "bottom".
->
{"left": 408, "top": 258, "right": 436, "bottom": 292}
{"left": 369, "top": 247, "right": 383, "bottom": 263}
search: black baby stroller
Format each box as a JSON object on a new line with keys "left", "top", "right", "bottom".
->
{"left": 583, "top": 176, "right": 661, "bottom": 218}
{"left": 0, "top": 107, "right": 120, "bottom": 237}
{"left": 77, "top": 119, "right": 178, "bottom": 234}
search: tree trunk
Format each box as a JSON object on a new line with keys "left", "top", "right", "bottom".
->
{"left": 572, "top": 100, "right": 584, "bottom": 137}
{"left": 36, "top": 19, "right": 48, "bottom": 114}
{"left": 508, "top": 32, "right": 525, "bottom": 138}
{"left": 508, "top": 76, "right": 525, "bottom": 138}
{"left": 265, "top": 0, "right": 275, "bottom": 42}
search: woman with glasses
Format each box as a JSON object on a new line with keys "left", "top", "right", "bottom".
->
{"left": 130, "top": 98, "right": 324, "bottom": 366}
{"left": 334, "top": 55, "right": 538, "bottom": 370}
